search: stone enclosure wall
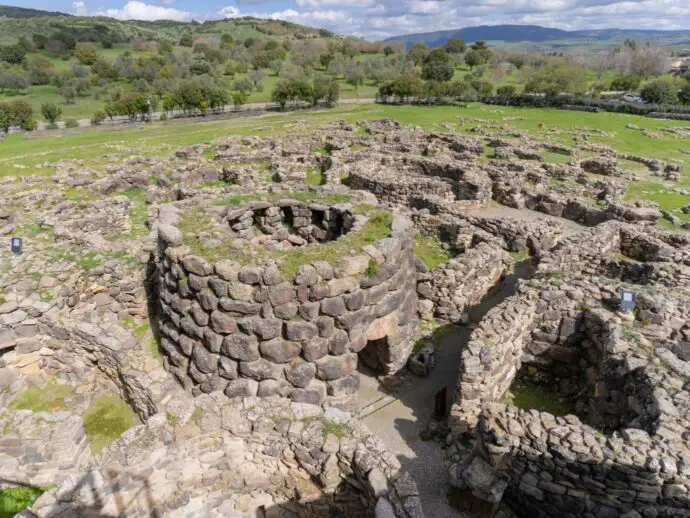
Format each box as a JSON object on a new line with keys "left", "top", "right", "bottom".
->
{"left": 30, "top": 396, "right": 424, "bottom": 518}
{"left": 156, "top": 200, "right": 418, "bottom": 409}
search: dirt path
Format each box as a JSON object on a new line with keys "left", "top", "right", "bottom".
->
{"left": 33, "top": 97, "right": 377, "bottom": 131}
{"left": 357, "top": 259, "right": 535, "bottom": 517}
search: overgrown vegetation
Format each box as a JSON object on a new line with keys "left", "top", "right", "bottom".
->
{"left": 414, "top": 234, "right": 453, "bottom": 269}
{"left": 9, "top": 381, "right": 72, "bottom": 413}
{"left": 0, "top": 486, "right": 44, "bottom": 518}
{"left": 82, "top": 395, "right": 138, "bottom": 453}
{"left": 502, "top": 380, "right": 577, "bottom": 417}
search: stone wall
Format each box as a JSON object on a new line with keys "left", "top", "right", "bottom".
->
{"left": 448, "top": 220, "right": 690, "bottom": 517}
{"left": 31, "top": 396, "right": 424, "bottom": 518}
{"left": 462, "top": 403, "right": 690, "bottom": 518}
{"left": 346, "top": 156, "right": 492, "bottom": 210}
{"left": 417, "top": 242, "right": 511, "bottom": 323}
{"left": 451, "top": 295, "right": 537, "bottom": 433}
{"left": 156, "top": 201, "right": 418, "bottom": 409}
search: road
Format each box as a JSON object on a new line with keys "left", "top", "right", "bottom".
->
{"left": 32, "top": 97, "right": 378, "bottom": 131}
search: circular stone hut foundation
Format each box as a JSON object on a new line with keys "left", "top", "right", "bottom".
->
{"left": 156, "top": 197, "right": 418, "bottom": 408}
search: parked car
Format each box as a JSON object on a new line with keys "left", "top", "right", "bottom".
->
{"left": 622, "top": 93, "right": 644, "bottom": 104}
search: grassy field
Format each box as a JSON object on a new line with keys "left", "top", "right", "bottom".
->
{"left": 1, "top": 102, "right": 688, "bottom": 220}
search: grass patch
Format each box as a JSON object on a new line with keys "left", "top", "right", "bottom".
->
{"left": 414, "top": 234, "right": 453, "bottom": 270}
{"left": 0, "top": 486, "right": 44, "bottom": 518}
{"left": 413, "top": 319, "right": 457, "bottom": 353}
{"left": 321, "top": 419, "right": 345, "bottom": 439}
{"left": 180, "top": 202, "right": 392, "bottom": 279}
{"left": 502, "top": 380, "right": 577, "bottom": 417}
{"left": 121, "top": 317, "right": 150, "bottom": 341}
{"left": 82, "top": 395, "right": 138, "bottom": 454}
{"left": 543, "top": 151, "right": 572, "bottom": 164}
{"left": 366, "top": 258, "right": 379, "bottom": 278}
{"left": 509, "top": 249, "right": 531, "bottom": 262}
{"left": 306, "top": 168, "right": 324, "bottom": 186}
{"left": 9, "top": 382, "right": 72, "bottom": 413}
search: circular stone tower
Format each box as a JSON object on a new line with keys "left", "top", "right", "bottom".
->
{"left": 156, "top": 197, "right": 418, "bottom": 408}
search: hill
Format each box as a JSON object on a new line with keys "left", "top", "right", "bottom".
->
{"left": 0, "top": 5, "right": 333, "bottom": 45}
{"left": 0, "top": 4, "right": 69, "bottom": 18}
{"left": 385, "top": 24, "right": 690, "bottom": 51}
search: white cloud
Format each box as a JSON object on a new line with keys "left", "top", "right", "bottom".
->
{"left": 296, "top": 0, "right": 375, "bottom": 8}
{"left": 72, "top": 1, "right": 87, "bottom": 15}
{"left": 99, "top": 1, "right": 193, "bottom": 21}
{"left": 219, "top": 5, "right": 240, "bottom": 17}
{"left": 407, "top": 0, "right": 442, "bottom": 14}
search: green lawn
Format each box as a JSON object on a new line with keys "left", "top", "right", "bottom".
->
{"left": 1, "top": 102, "right": 688, "bottom": 219}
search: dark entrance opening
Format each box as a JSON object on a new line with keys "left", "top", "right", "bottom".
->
{"left": 359, "top": 337, "right": 389, "bottom": 371}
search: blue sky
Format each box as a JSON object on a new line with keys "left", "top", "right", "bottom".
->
{"left": 16, "top": 0, "right": 690, "bottom": 40}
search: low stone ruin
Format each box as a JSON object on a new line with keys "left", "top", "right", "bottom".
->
{"left": 448, "top": 221, "right": 690, "bottom": 517}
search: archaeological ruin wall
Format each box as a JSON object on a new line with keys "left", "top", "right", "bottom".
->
{"left": 156, "top": 199, "right": 418, "bottom": 409}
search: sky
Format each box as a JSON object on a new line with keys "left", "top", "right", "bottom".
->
{"left": 16, "top": 0, "right": 690, "bottom": 40}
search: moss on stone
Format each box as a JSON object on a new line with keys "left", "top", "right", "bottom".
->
{"left": 82, "top": 395, "right": 138, "bottom": 454}
{"left": 9, "top": 381, "right": 72, "bottom": 413}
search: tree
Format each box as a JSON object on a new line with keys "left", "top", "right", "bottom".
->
{"left": 422, "top": 60, "right": 454, "bottom": 82}
{"left": 471, "top": 40, "right": 488, "bottom": 51}
{"left": 0, "top": 44, "right": 26, "bottom": 65}
{"left": 495, "top": 85, "right": 517, "bottom": 100}
{"left": 408, "top": 44, "right": 430, "bottom": 66}
{"left": 58, "top": 85, "right": 77, "bottom": 104}
{"left": 464, "top": 49, "right": 489, "bottom": 69}
{"left": 0, "top": 103, "right": 12, "bottom": 132}
{"left": 41, "top": 103, "right": 62, "bottom": 124}
{"left": 422, "top": 49, "right": 453, "bottom": 82}
{"left": 9, "top": 100, "right": 33, "bottom": 129}
{"left": 179, "top": 33, "right": 193, "bottom": 47}
{"left": 312, "top": 75, "right": 339, "bottom": 106}
{"left": 679, "top": 82, "right": 690, "bottom": 105}
{"left": 640, "top": 78, "right": 678, "bottom": 104}
{"left": 610, "top": 75, "right": 641, "bottom": 91}
{"left": 0, "top": 70, "right": 28, "bottom": 93}
{"left": 383, "top": 46, "right": 395, "bottom": 57}
{"left": 233, "top": 90, "right": 249, "bottom": 110}
{"left": 75, "top": 43, "right": 100, "bottom": 65}
{"left": 523, "top": 62, "right": 587, "bottom": 99}
{"left": 344, "top": 62, "right": 365, "bottom": 90}
{"left": 444, "top": 37, "right": 466, "bottom": 54}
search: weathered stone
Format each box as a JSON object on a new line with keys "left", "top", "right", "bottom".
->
{"left": 260, "top": 338, "right": 301, "bottom": 363}
{"left": 222, "top": 333, "right": 260, "bottom": 361}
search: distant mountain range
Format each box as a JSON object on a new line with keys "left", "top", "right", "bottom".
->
{"left": 384, "top": 25, "right": 690, "bottom": 49}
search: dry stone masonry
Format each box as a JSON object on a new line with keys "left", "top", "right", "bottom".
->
{"left": 156, "top": 198, "right": 418, "bottom": 409}
{"left": 2, "top": 116, "right": 690, "bottom": 518}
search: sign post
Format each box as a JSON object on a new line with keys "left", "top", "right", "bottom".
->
{"left": 10, "top": 237, "right": 22, "bottom": 256}
{"left": 620, "top": 289, "right": 637, "bottom": 313}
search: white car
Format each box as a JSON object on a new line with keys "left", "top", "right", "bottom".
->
{"left": 622, "top": 94, "right": 643, "bottom": 104}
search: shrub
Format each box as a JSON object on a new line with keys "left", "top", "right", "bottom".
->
{"left": 159, "top": 113, "right": 168, "bottom": 121}
{"left": 640, "top": 78, "right": 678, "bottom": 104}
{"left": 23, "top": 119, "right": 37, "bottom": 131}
{"left": 65, "top": 119, "right": 79, "bottom": 128}
{"left": 46, "top": 122, "right": 58, "bottom": 130}
{"left": 9, "top": 99, "right": 33, "bottom": 128}
{"left": 41, "top": 102, "right": 62, "bottom": 124}
{"left": 75, "top": 42, "right": 100, "bottom": 65}
{"left": 91, "top": 111, "right": 106, "bottom": 126}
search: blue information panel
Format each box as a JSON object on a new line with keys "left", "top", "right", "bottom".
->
{"left": 620, "top": 289, "right": 636, "bottom": 313}
{"left": 10, "top": 237, "right": 22, "bottom": 255}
